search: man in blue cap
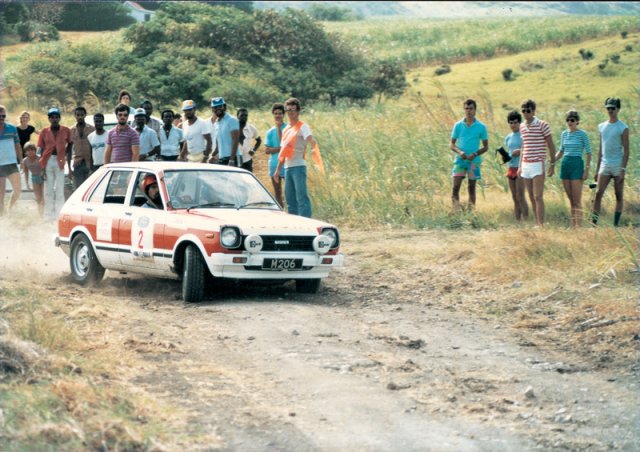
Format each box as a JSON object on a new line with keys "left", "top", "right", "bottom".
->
{"left": 209, "top": 97, "right": 239, "bottom": 166}
{"left": 37, "top": 107, "right": 71, "bottom": 221}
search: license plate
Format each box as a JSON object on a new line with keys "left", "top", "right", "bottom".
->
{"left": 262, "top": 258, "right": 303, "bottom": 270}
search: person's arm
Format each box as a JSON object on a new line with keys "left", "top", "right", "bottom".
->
{"left": 473, "top": 138, "right": 488, "bottom": 159}
{"left": 21, "top": 160, "right": 31, "bottom": 190}
{"left": 546, "top": 134, "right": 557, "bottom": 177}
{"left": 251, "top": 136, "right": 262, "bottom": 156}
{"left": 66, "top": 141, "right": 74, "bottom": 176}
{"left": 203, "top": 132, "right": 212, "bottom": 162}
{"left": 229, "top": 129, "right": 240, "bottom": 165}
{"left": 104, "top": 143, "right": 112, "bottom": 164}
{"left": 273, "top": 159, "right": 284, "bottom": 180}
{"left": 132, "top": 144, "right": 140, "bottom": 162}
{"left": 620, "top": 128, "right": 629, "bottom": 179}
{"left": 450, "top": 138, "right": 467, "bottom": 160}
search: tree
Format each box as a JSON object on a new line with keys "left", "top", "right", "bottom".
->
{"left": 57, "top": 2, "right": 135, "bottom": 31}
{"left": 28, "top": 2, "right": 64, "bottom": 26}
{"left": 370, "top": 60, "right": 408, "bottom": 104}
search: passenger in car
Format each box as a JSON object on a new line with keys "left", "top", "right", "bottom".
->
{"left": 140, "top": 174, "right": 163, "bottom": 209}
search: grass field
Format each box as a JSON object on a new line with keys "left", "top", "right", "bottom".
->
{"left": 324, "top": 15, "right": 640, "bottom": 66}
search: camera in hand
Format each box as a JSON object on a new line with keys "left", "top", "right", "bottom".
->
{"left": 495, "top": 146, "right": 512, "bottom": 164}
{"left": 589, "top": 182, "right": 597, "bottom": 189}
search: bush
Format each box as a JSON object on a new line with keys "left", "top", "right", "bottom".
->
{"left": 434, "top": 65, "right": 451, "bottom": 76}
{"left": 307, "top": 3, "right": 361, "bottom": 21}
{"left": 620, "top": 31, "right": 628, "bottom": 38}
{"left": 502, "top": 68, "right": 514, "bottom": 81}
{"left": 624, "top": 44, "right": 633, "bottom": 52}
{"left": 598, "top": 59, "right": 608, "bottom": 71}
{"left": 34, "top": 24, "right": 59, "bottom": 42}
{"left": 610, "top": 54, "right": 621, "bottom": 63}
{"left": 14, "top": 21, "right": 33, "bottom": 42}
{"left": 579, "top": 48, "right": 594, "bottom": 60}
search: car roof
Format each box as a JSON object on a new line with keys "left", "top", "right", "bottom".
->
{"left": 103, "top": 161, "right": 248, "bottom": 173}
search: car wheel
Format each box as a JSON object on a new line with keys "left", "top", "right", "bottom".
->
{"left": 295, "top": 279, "right": 321, "bottom": 294}
{"left": 182, "top": 244, "right": 206, "bottom": 303}
{"left": 70, "top": 234, "right": 105, "bottom": 286}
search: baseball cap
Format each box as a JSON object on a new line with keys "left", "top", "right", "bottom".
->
{"left": 134, "top": 108, "right": 146, "bottom": 117}
{"left": 211, "top": 97, "right": 225, "bottom": 107}
{"left": 604, "top": 97, "right": 621, "bottom": 109}
{"left": 181, "top": 100, "right": 196, "bottom": 111}
{"left": 47, "top": 107, "right": 61, "bottom": 116}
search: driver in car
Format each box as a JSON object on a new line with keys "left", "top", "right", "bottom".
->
{"left": 140, "top": 174, "right": 163, "bottom": 209}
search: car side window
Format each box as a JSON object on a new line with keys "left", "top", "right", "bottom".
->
{"left": 104, "top": 170, "right": 132, "bottom": 205}
{"left": 88, "top": 172, "right": 111, "bottom": 204}
{"left": 131, "top": 172, "right": 157, "bottom": 207}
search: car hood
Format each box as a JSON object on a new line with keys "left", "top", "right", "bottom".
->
{"left": 181, "top": 208, "right": 332, "bottom": 234}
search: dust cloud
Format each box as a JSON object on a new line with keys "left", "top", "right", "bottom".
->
{"left": 0, "top": 203, "right": 68, "bottom": 281}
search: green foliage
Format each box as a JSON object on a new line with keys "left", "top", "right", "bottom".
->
{"left": 434, "top": 65, "right": 452, "bottom": 76}
{"left": 502, "top": 68, "right": 514, "bottom": 81}
{"left": 325, "top": 16, "right": 640, "bottom": 66}
{"left": 56, "top": 1, "right": 135, "bottom": 31}
{"left": 579, "top": 48, "right": 595, "bottom": 60}
{"left": 0, "top": 2, "right": 28, "bottom": 24}
{"left": 14, "top": 21, "right": 33, "bottom": 42}
{"left": 370, "top": 60, "right": 408, "bottom": 103}
{"left": 307, "top": 3, "right": 362, "bottom": 21}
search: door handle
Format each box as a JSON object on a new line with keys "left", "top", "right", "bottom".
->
{"left": 125, "top": 212, "right": 132, "bottom": 216}
{"left": 85, "top": 207, "right": 93, "bottom": 212}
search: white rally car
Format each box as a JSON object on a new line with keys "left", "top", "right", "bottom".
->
{"left": 55, "top": 162, "right": 343, "bottom": 302}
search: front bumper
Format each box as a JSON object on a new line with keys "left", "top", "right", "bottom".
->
{"left": 206, "top": 252, "right": 344, "bottom": 279}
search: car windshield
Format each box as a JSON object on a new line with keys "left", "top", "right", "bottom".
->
{"left": 164, "top": 169, "right": 279, "bottom": 211}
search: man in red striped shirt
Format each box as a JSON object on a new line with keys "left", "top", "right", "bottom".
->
{"left": 517, "top": 99, "right": 557, "bottom": 226}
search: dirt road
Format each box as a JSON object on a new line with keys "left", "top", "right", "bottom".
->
{"left": 2, "top": 220, "right": 639, "bottom": 450}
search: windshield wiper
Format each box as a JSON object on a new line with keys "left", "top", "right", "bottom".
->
{"left": 237, "top": 201, "right": 278, "bottom": 209}
{"left": 187, "top": 202, "right": 236, "bottom": 212}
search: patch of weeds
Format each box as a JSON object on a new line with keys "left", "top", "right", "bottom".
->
{"left": 620, "top": 31, "right": 628, "bottom": 38}
{"left": 434, "top": 64, "right": 451, "bottom": 76}
{"left": 519, "top": 60, "right": 545, "bottom": 71}
{"left": 502, "top": 68, "right": 515, "bottom": 81}
{"left": 579, "top": 48, "right": 594, "bottom": 60}
{"left": 610, "top": 53, "right": 621, "bottom": 64}
{"left": 624, "top": 44, "right": 632, "bottom": 52}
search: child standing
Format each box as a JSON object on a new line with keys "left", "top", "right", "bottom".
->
{"left": 21, "top": 142, "right": 44, "bottom": 217}
{"left": 504, "top": 110, "right": 528, "bottom": 221}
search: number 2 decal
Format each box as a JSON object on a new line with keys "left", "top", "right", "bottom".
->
{"left": 138, "top": 230, "right": 144, "bottom": 249}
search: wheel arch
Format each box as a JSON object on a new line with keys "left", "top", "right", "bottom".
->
{"left": 172, "top": 235, "right": 209, "bottom": 277}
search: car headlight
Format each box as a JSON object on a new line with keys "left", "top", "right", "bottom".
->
{"left": 220, "top": 226, "right": 241, "bottom": 249}
{"left": 320, "top": 228, "right": 339, "bottom": 249}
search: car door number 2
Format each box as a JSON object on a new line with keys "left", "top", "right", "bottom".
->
{"left": 132, "top": 215, "right": 154, "bottom": 259}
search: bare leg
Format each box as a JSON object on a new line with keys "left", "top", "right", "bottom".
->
{"left": 34, "top": 182, "right": 45, "bottom": 217}
{"left": 562, "top": 179, "right": 573, "bottom": 226}
{"left": 592, "top": 174, "right": 612, "bottom": 225}
{"left": 613, "top": 174, "right": 625, "bottom": 226}
{"left": 6, "top": 172, "right": 21, "bottom": 211}
{"left": 524, "top": 178, "right": 536, "bottom": 223}
{"left": 570, "top": 179, "right": 583, "bottom": 227}
{"left": 508, "top": 177, "right": 520, "bottom": 220}
{"left": 467, "top": 179, "right": 476, "bottom": 210}
{"left": 532, "top": 174, "right": 545, "bottom": 226}
{"left": 451, "top": 176, "right": 464, "bottom": 209}
{"left": 516, "top": 176, "right": 528, "bottom": 220}
{"left": 0, "top": 177, "right": 5, "bottom": 215}
{"left": 271, "top": 176, "right": 284, "bottom": 208}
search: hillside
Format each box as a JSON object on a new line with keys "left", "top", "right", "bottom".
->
{"left": 256, "top": 1, "right": 640, "bottom": 18}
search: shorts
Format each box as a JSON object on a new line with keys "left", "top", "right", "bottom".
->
{"left": 0, "top": 163, "right": 19, "bottom": 177}
{"left": 269, "top": 165, "right": 285, "bottom": 178}
{"left": 186, "top": 152, "right": 205, "bottom": 163}
{"left": 560, "top": 156, "right": 584, "bottom": 180}
{"left": 598, "top": 162, "right": 623, "bottom": 177}
{"left": 506, "top": 167, "right": 519, "bottom": 180}
{"left": 32, "top": 174, "right": 44, "bottom": 185}
{"left": 452, "top": 160, "right": 481, "bottom": 180}
{"left": 520, "top": 161, "right": 544, "bottom": 179}
{"left": 159, "top": 155, "right": 178, "bottom": 161}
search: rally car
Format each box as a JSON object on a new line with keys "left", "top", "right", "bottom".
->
{"left": 54, "top": 162, "right": 343, "bottom": 302}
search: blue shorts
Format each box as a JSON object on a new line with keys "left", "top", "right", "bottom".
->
{"left": 560, "top": 156, "right": 584, "bottom": 180}
{"left": 31, "top": 174, "right": 44, "bottom": 185}
{"left": 452, "top": 160, "right": 481, "bottom": 180}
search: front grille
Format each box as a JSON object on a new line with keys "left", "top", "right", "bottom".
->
{"left": 258, "top": 235, "right": 315, "bottom": 252}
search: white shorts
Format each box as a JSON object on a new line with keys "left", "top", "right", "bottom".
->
{"left": 520, "top": 161, "right": 545, "bottom": 179}
{"left": 186, "top": 152, "right": 205, "bottom": 163}
{"left": 598, "top": 163, "right": 623, "bottom": 177}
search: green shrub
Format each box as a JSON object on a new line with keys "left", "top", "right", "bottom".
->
{"left": 434, "top": 65, "right": 451, "bottom": 76}
{"left": 15, "top": 21, "right": 33, "bottom": 42}
{"left": 34, "top": 24, "right": 59, "bottom": 42}
{"left": 624, "top": 44, "right": 633, "bottom": 52}
{"left": 579, "top": 48, "right": 594, "bottom": 60}
{"left": 610, "top": 54, "right": 621, "bottom": 63}
{"left": 620, "top": 31, "right": 628, "bottom": 38}
{"left": 502, "top": 68, "right": 514, "bottom": 81}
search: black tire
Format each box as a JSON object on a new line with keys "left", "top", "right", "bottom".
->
{"left": 295, "top": 278, "right": 321, "bottom": 294}
{"left": 182, "top": 244, "right": 206, "bottom": 303}
{"left": 70, "top": 234, "right": 105, "bottom": 286}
